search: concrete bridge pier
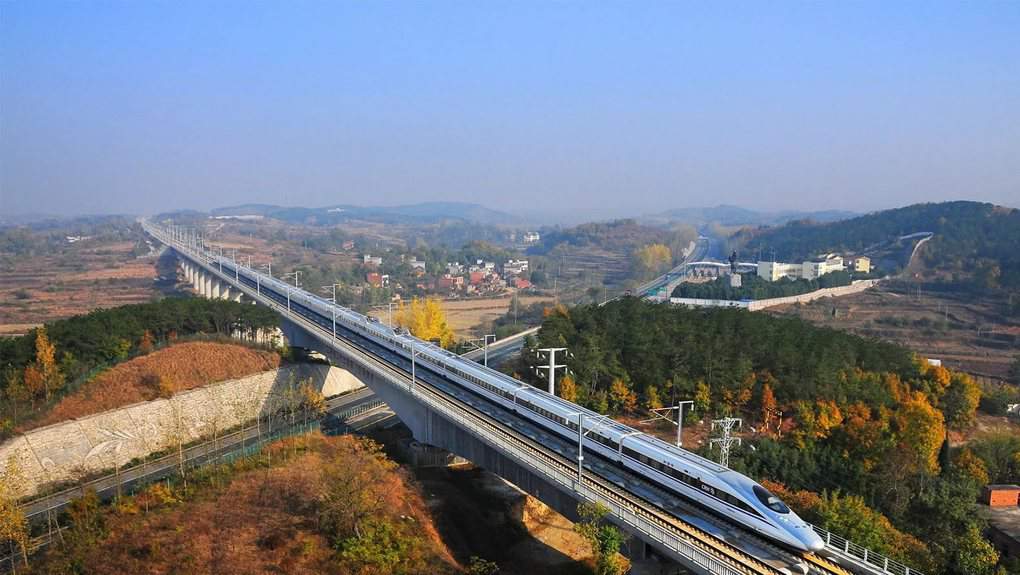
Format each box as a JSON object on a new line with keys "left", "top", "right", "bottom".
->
{"left": 281, "top": 318, "right": 586, "bottom": 523}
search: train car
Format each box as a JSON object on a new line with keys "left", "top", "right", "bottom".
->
{"left": 194, "top": 246, "right": 823, "bottom": 553}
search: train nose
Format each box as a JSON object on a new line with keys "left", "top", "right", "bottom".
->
{"left": 805, "top": 532, "right": 826, "bottom": 552}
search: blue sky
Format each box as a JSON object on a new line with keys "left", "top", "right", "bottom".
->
{"left": 2, "top": 1, "right": 1018, "bottom": 220}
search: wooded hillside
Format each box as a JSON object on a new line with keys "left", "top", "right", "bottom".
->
{"left": 0, "top": 298, "right": 280, "bottom": 437}
{"left": 732, "top": 201, "right": 1020, "bottom": 288}
{"left": 517, "top": 298, "right": 1011, "bottom": 575}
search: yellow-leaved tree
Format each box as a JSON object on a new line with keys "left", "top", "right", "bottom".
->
{"left": 633, "top": 244, "right": 672, "bottom": 277}
{"left": 33, "top": 327, "right": 64, "bottom": 400}
{"left": 0, "top": 457, "right": 28, "bottom": 567}
{"left": 396, "top": 297, "right": 456, "bottom": 348}
{"left": 559, "top": 374, "right": 578, "bottom": 402}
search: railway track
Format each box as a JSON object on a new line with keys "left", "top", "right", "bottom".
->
{"left": 283, "top": 303, "right": 850, "bottom": 575}
{"left": 152, "top": 229, "right": 859, "bottom": 575}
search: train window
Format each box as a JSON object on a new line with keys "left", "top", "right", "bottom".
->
{"left": 752, "top": 485, "right": 790, "bottom": 514}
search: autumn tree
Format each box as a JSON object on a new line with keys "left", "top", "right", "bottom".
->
{"left": 138, "top": 330, "right": 155, "bottom": 355}
{"left": 54, "top": 489, "right": 106, "bottom": 572}
{"left": 27, "top": 327, "right": 64, "bottom": 401}
{"left": 22, "top": 365, "right": 44, "bottom": 404}
{"left": 0, "top": 457, "right": 28, "bottom": 568}
{"left": 895, "top": 392, "right": 945, "bottom": 476}
{"left": 608, "top": 378, "right": 637, "bottom": 414}
{"left": 693, "top": 380, "right": 711, "bottom": 416}
{"left": 573, "top": 502, "right": 626, "bottom": 575}
{"left": 396, "top": 297, "right": 456, "bottom": 348}
{"left": 644, "top": 384, "right": 663, "bottom": 411}
{"left": 793, "top": 400, "right": 843, "bottom": 445}
{"left": 559, "top": 374, "right": 578, "bottom": 403}
{"left": 760, "top": 383, "right": 777, "bottom": 433}
{"left": 952, "top": 448, "right": 990, "bottom": 487}
{"left": 633, "top": 243, "right": 672, "bottom": 278}
{"left": 300, "top": 380, "right": 327, "bottom": 426}
{"left": 2, "top": 368, "right": 30, "bottom": 426}
{"left": 941, "top": 372, "right": 980, "bottom": 430}
{"left": 318, "top": 437, "right": 398, "bottom": 544}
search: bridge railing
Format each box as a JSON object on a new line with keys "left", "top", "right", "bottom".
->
{"left": 150, "top": 224, "right": 762, "bottom": 575}
{"left": 323, "top": 321, "right": 759, "bottom": 575}
{"left": 151, "top": 221, "right": 923, "bottom": 575}
{"left": 811, "top": 524, "right": 922, "bottom": 575}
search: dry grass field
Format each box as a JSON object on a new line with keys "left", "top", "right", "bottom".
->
{"left": 770, "top": 282, "right": 1019, "bottom": 380}
{"left": 438, "top": 295, "right": 555, "bottom": 338}
{"left": 28, "top": 341, "right": 280, "bottom": 431}
{"left": 0, "top": 240, "right": 160, "bottom": 335}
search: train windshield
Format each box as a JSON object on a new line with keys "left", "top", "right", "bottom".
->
{"left": 753, "top": 485, "right": 790, "bottom": 514}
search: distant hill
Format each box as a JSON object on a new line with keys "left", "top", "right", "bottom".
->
{"left": 210, "top": 201, "right": 523, "bottom": 226}
{"left": 732, "top": 201, "right": 1020, "bottom": 288}
{"left": 644, "top": 204, "right": 857, "bottom": 227}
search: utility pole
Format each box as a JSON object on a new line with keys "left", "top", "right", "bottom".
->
{"left": 535, "top": 347, "right": 568, "bottom": 395}
{"left": 282, "top": 271, "right": 301, "bottom": 313}
{"left": 468, "top": 334, "right": 497, "bottom": 367}
{"left": 710, "top": 417, "right": 742, "bottom": 468}
{"left": 322, "top": 283, "right": 341, "bottom": 340}
{"left": 575, "top": 413, "right": 612, "bottom": 483}
{"left": 410, "top": 341, "right": 426, "bottom": 392}
{"left": 643, "top": 400, "right": 694, "bottom": 448}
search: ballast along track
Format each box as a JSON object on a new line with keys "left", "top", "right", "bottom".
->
{"left": 151, "top": 223, "right": 854, "bottom": 575}
{"left": 260, "top": 284, "right": 851, "bottom": 575}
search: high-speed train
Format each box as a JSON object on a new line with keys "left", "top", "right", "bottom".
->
{"left": 183, "top": 239, "right": 824, "bottom": 553}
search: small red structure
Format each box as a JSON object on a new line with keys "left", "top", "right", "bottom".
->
{"left": 983, "top": 485, "right": 1020, "bottom": 507}
{"left": 513, "top": 277, "right": 532, "bottom": 289}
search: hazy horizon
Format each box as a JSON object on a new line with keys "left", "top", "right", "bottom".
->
{"left": 3, "top": 2, "right": 1018, "bottom": 220}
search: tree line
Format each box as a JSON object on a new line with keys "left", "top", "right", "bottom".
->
{"left": 731, "top": 201, "right": 1020, "bottom": 289}
{"left": 674, "top": 270, "right": 852, "bottom": 301}
{"left": 0, "top": 298, "right": 279, "bottom": 435}
{"left": 512, "top": 298, "right": 1010, "bottom": 575}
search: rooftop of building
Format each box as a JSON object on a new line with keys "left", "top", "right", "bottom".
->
{"left": 988, "top": 484, "right": 1020, "bottom": 491}
{"left": 982, "top": 506, "right": 1020, "bottom": 541}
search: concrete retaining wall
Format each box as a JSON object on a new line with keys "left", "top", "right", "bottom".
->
{"left": 0, "top": 364, "right": 364, "bottom": 499}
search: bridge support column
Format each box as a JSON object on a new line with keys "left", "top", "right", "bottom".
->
{"left": 212, "top": 280, "right": 222, "bottom": 300}
{"left": 204, "top": 273, "right": 213, "bottom": 299}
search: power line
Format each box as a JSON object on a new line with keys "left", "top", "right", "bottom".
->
{"left": 709, "top": 417, "right": 742, "bottom": 468}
